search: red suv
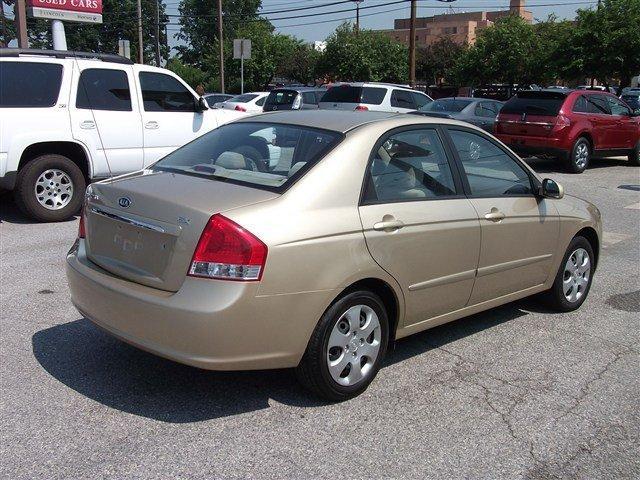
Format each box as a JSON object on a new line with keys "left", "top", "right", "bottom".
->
{"left": 495, "top": 90, "right": 640, "bottom": 173}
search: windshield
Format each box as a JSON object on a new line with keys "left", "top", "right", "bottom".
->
{"left": 152, "top": 122, "right": 343, "bottom": 191}
{"left": 420, "top": 99, "right": 472, "bottom": 112}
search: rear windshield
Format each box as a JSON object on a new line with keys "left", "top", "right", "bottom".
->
{"left": 501, "top": 92, "right": 566, "bottom": 116}
{"left": 265, "top": 90, "right": 298, "bottom": 105}
{"left": 320, "top": 86, "right": 386, "bottom": 105}
{"left": 421, "top": 98, "right": 472, "bottom": 112}
{"left": 152, "top": 122, "right": 343, "bottom": 191}
{"left": 0, "top": 61, "right": 63, "bottom": 107}
{"left": 230, "top": 94, "right": 258, "bottom": 103}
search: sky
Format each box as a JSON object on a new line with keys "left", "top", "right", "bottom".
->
{"left": 166, "top": 0, "right": 597, "bottom": 46}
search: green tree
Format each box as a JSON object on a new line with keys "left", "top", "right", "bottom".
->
{"left": 416, "top": 36, "right": 467, "bottom": 85}
{"left": 318, "top": 23, "right": 408, "bottom": 83}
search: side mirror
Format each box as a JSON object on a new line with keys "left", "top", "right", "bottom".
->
{"left": 195, "top": 96, "right": 208, "bottom": 113}
{"left": 540, "top": 178, "right": 564, "bottom": 199}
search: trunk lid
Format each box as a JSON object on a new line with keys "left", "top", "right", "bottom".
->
{"left": 84, "top": 170, "right": 278, "bottom": 292}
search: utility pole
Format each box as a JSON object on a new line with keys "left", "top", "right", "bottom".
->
{"left": 217, "top": 0, "right": 225, "bottom": 93}
{"left": 409, "top": 0, "right": 417, "bottom": 87}
{"left": 14, "top": 0, "right": 28, "bottom": 48}
{"left": 155, "top": 0, "right": 161, "bottom": 66}
{"left": 137, "top": 0, "right": 144, "bottom": 63}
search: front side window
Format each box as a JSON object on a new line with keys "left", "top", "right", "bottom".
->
{"left": 0, "top": 62, "right": 63, "bottom": 107}
{"left": 152, "top": 122, "right": 342, "bottom": 191}
{"left": 76, "top": 68, "right": 132, "bottom": 111}
{"left": 363, "top": 129, "right": 457, "bottom": 203}
{"left": 607, "top": 96, "right": 631, "bottom": 115}
{"left": 139, "top": 72, "right": 195, "bottom": 112}
{"left": 449, "top": 129, "right": 533, "bottom": 197}
{"left": 391, "top": 90, "right": 416, "bottom": 109}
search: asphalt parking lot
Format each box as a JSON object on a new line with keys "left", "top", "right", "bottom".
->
{"left": 1, "top": 157, "right": 639, "bottom": 479}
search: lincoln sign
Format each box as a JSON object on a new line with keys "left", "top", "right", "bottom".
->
{"left": 28, "top": 0, "right": 103, "bottom": 24}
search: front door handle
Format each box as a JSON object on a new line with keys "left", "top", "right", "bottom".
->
{"left": 145, "top": 121, "right": 159, "bottom": 130}
{"left": 80, "top": 120, "right": 95, "bottom": 129}
{"left": 484, "top": 208, "right": 505, "bottom": 222}
{"left": 373, "top": 219, "right": 405, "bottom": 232}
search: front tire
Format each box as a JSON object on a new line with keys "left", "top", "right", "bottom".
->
{"left": 296, "top": 291, "right": 389, "bottom": 401}
{"left": 567, "top": 137, "right": 590, "bottom": 173}
{"left": 629, "top": 141, "right": 639, "bottom": 166}
{"left": 543, "top": 236, "right": 595, "bottom": 312}
{"left": 14, "top": 154, "right": 85, "bottom": 222}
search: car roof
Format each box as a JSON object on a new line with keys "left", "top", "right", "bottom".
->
{"left": 233, "top": 110, "right": 477, "bottom": 134}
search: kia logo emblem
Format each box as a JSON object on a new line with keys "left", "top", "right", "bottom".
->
{"left": 118, "top": 197, "right": 132, "bottom": 208}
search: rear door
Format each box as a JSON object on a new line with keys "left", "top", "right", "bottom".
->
{"left": 136, "top": 69, "right": 217, "bottom": 166}
{"left": 445, "top": 127, "right": 559, "bottom": 304}
{"left": 605, "top": 95, "right": 639, "bottom": 149}
{"left": 70, "top": 63, "right": 144, "bottom": 175}
{"left": 358, "top": 126, "right": 481, "bottom": 326}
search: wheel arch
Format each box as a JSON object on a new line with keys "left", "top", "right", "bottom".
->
{"left": 18, "top": 142, "right": 91, "bottom": 183}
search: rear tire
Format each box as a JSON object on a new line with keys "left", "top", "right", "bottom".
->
{"left": 629, "top": 141, "right": 640, "bottom": 166}
{"left": 296, "top": 290, "right": 389, "bottom": 402}
{"left": 542, "top": 236, "right": 595, "bottom": 312}
{"left": 567, "top": 137, "right": 590, "bottom": 173}
{"left": 14, "top": 154, "right": 85, "bottom": 222}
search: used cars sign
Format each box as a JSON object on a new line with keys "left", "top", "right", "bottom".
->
{"left": 28, "top": 0, "right": 103, "bottom": 23}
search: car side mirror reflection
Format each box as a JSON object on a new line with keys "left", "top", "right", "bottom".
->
{"left": 541, "top": 178, "right": 564, "bottom": 199}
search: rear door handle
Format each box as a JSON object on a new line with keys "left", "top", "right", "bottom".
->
{"left": 145, "top": 121, "right": 159, "bottom": 130}
{"left": 484, "top": 208, "right": 505, "bottom": 222}
{"left": 80, "top": 120, "right": 95, "bottom": 129}
{"left": 373, "top": 219, "right": 405, "bottom": 232}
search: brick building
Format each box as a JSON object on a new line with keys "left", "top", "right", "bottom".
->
{"left": 379, "top": 0, "right": 532, "bottom": 47}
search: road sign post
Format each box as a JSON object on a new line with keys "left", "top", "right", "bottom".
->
{"left": 233, "top": 39, "right": 251, "bottom": 94}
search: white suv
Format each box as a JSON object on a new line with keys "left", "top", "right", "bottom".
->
{"left": 0, "top": 49, "right": 242, "bottom": 221}
{"left": 318, "top": 82, "right": 432, "bottom": 113}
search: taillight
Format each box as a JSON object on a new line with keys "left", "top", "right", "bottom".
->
{"left": 235, "top": 105, "right": 247, "bottom": 112}
{"left": 555, "top": 114, "right": 571, "bottom": 128}
{"left": 189, "top": 214, "right": 267, "bottom": 281}
{"left": 78, "top": 209, "right": 86, "bottom": 238}
{"left": 355, "top": 105, "right": 368, "bottom": 111}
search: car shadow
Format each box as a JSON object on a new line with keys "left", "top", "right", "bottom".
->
{"left": 0, "top": 192, "right": 78, "bottom": 225}
{"left": 32, "top": 298, "right": 547, "bottom": 423}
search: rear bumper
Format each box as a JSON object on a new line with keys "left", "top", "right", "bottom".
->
{"left": 66, "top": 241, "right": 335, "bottom": 371}
{"left": 496, "top": 134, "right": 569, "bottom": 160}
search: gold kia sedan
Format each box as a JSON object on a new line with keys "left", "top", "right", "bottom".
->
{"left": 66, "top": 111, "right": 601, "bottom": 401}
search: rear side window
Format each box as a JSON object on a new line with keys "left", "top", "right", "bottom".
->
{"left": 76, "top": 69, "right": 131, "bottom": 111}
{"left": 391, "top": 90, "right": 416, "bottom": 109}
{"left": 501, "top": 93, "right": 566, "bottom": 116}
{"left": 139, "top": 72, "right": 195, "bottom": 112}
{"left": 0, "top": 62, "right": 63, "bottom": 107}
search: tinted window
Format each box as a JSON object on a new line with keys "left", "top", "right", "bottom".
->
{"left": 139, "top": 72, "right": 195, "bottom": 112}
{"left": 153, "top": 122, "right": 342, "bottom": 191}
{"left": 76, "top": 69, "right": 131, "bottom": 111}
{"left": 449, "top": 129, "right": 533, "bottom": 196}
{"left": 391, "top": 90, "right": 416, "bottom": 109}
{"left": 607, "top": 96, "right": 631, "bottom": 115}
{"left": 412, "top": 92, "right": 431, "bottom": 109}
{"left": 0, "top": 62, "right": 63, "bottom": 107}
{"left": 501, "top": 93, "right": 566, "bottom": 116}
{"left": 586, "top": 95, "right": 610, "bottom": 114}
{"left": 572, "top": 95, "right": 588, "bottom": 113}
{"left": 363, "top": 129, "right": 456, "bottom": 202}
{"left": 422, "top": 98, "right": 472, "bottom": 112}
{"left": 266, "top": 90, "right": 297, "bottom": 106}
{"left": 302, "top": 92, "right": 317, "bottom": 105}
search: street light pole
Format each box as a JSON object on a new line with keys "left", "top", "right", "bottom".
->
{"left": 217, "top": 0, "right": 225, "bottom": 93}
{"left": 409, "top": 0, "right": 416, "bottom": 87}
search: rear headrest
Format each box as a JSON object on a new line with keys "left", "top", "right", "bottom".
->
{"left": 215, "top": 151, "right": 245, "bottom": 169}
